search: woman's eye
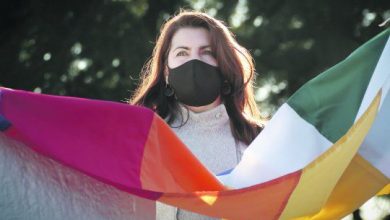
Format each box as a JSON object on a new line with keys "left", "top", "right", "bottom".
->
{"left": 204, "top": 50, "right": 215, "bottom": 56}
{"left": 176, "top": 51, "right": 187, "bottom": 56}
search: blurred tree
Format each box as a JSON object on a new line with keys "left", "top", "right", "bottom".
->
{"left": 0, "top": 0, "right": 182, "bottom": 101}
{"left": 1, "top": 0, "right": 389, "bottom": 108}
{"left": 237, "top": 0, "right": 390, "bottom": 114}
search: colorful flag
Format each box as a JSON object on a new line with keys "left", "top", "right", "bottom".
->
{"left": 0, "top": 28, "right": 389, "bottom": 220}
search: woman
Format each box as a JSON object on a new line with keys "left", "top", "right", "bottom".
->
{"left": 131, "top": 10, "right": 264, "bottom": 220}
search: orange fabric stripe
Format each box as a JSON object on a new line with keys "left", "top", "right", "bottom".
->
{"left": 140, "top": 115, "right": 224, "bottom": 193}
{"left": 159, "top": 171, "right": 302, "bottom": 220}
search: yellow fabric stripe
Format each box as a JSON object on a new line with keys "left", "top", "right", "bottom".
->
{"left": 279, "top": 90, "right": 382, "bottom": 220}
{"left": 299, "top": 154, "right": 389, "bottom": 219}
{"left": 377, "top": 184, "right": 390, "bottom": 196}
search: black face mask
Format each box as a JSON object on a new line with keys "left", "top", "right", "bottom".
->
{"left": 168, "top": 59, "right": 222, "bottom": 107}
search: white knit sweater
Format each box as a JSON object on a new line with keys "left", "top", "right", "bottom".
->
{"left": 157, "top": 104, "right": 247, "bottom": 220}
{"left": 0, "top": 134, "right": 155, "bottom": 220}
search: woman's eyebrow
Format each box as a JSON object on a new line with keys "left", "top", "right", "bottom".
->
{"left": 173, "top": 45, "right": 211, "bottom": 52}
{"left": 199, "top": 45, "right": 211, "bottom": 49}
{"left": 173, "top": 46, "right": 190, "bottom": 52}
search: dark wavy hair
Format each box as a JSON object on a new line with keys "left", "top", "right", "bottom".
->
{"left": 130, "top": 10, "right": 263, "bottom": 145}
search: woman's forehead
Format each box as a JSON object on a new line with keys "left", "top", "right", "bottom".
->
{"left": 170, "top": 27, "right": 211, "bottom": 49}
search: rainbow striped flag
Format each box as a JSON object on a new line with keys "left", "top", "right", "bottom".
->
{"left": 0, "top": 28, "right": 389, "bottom": 219}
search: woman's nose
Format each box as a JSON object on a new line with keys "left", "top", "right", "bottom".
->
{"left": 189, "top": 51, "right": 201, "bottom": 60}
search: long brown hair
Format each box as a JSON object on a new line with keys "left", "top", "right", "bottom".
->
{"left": 130, "top": 10, "right": 263, "bottom": 145}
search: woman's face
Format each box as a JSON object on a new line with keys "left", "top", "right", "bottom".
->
{"left": 166, "top": 27, "right": 218, "bottom": 70}
{"left": 165, "top": 27, "right": 221, "bottom": 112}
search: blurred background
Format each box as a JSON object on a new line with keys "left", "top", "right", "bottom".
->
{"left": 0, "top": 0, "right": 389, "bottom": 219}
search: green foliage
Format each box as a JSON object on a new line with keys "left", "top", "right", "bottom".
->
{"left": 0, "top": 0, "right": 389, "bottom": 112}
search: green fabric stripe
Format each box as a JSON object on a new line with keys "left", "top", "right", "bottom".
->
{"left": 287, "top": 29, "right": 389, "bottom": 143}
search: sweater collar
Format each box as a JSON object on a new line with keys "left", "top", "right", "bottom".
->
{"left": 171, "top": 103, "right": 230, "bottom": 128}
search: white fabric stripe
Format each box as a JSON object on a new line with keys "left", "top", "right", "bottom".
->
{"left": 354, "top": 31, "right": 390, "bottom": 178}
{"left": 355, "top": 33, "right": 390, "bottom": 122}
{"left": 358, "top": 90, "right": 390, "bottom": 178}
{"left": 217, "top": 104, "right": 332, "bottom": 189}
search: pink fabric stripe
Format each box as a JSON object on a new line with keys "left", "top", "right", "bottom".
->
{"left": 0, "top": 87, "right": 160, "bottom": 199}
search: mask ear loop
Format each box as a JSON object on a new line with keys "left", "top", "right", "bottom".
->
{"left": 164, "top": 84, "right": 174, "bottom": 97}
{"left": 163, "top": 66, "right": 175, "bottom": 97}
